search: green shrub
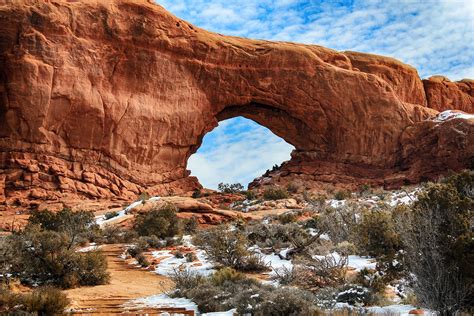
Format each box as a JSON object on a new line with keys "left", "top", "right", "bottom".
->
{"left": 191, "top": 189, "right": 201, "bottom": 198}
{"left": 193, "top": 225, "right": 249, "bottom": 269}
{"left": 211, "top": 267, "right": 244, "bottom": 286}
{"left": 244, "top": 190, "right": 257, "bottom": 200}
{"left": 7, "top": 227, "right": 109, "bottom": 288}
{"left": 134, "top": 204, "right": 181, "bottom": 238}
{"left": 336, "top": 284, "right": 374, "bottom": 306}
{"left": 354, "top": 268, "right": 388, "bottom": 294}
{"left": 334, "top": 189, "right": 351, "bottom": 200}
{"left": 217, "top": 183, "right": 244, "bottom": 194}
{"left": 182, "top": 216, "right": 199, "bottom": 234}
{"left": 28, "top": 208, "right": 97, "bottom": 247}
{"left": 104, "top": 211, "right": 119, "bottom": 220}
{"left": 263, "top": 186, "right": 288, "bottom": 200}
{"left": 278, "top": 212, "right": 297, "bottom": 224}
{"left": 355, "top": 210, "right": 401, "bottom": 258}
{"left": 396, "top": 171, "right": 473, "bottom": 314}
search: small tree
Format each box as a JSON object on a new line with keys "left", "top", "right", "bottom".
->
{"left": 133, "top": 204, "right": 181, "bottom": 238}
{"left": 217, "top": 183, "right": 244, "bottom": 194}
{"left": 395, "top": 171, "right": 473, "bottom": 314}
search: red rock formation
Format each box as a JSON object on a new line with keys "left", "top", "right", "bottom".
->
{"left": 423, "top": 76, "right": 474, "bottom": 113}
{"left": 0, "top": 0, "right": 472, "bottom": 207}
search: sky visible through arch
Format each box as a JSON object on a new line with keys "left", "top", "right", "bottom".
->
{"left": 159, "top": 0, "right": 474, "bottom": 189}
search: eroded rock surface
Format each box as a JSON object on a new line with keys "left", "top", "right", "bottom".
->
{"left": 0, "top": 0, "right": 473, "bottom": 208}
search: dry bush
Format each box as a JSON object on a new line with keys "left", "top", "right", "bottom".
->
{"left": 263, "top": 186, "right": 289, "bottom": 200}
{"left": 0, "top": 285, "right": 69, "bottom": 314}
{"left": 316, "top": 203, "right": 361, "bottom": 244}
{"left": 194, "top": 226, "right": 267, "bottom": 272}
{"left": 395, "top": 171, "right": 473, "bottom": 314}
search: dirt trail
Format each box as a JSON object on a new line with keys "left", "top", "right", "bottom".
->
{"left": 65, "top": 244, "right": 173, "bottom": 314}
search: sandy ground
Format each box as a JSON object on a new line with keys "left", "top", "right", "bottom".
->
{"left": 65, "top": 244, "right": 173, "bottom": 314}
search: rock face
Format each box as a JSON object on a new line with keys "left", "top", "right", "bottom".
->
{"left": 0, "top": 0, "right": 473, "bottom": 207}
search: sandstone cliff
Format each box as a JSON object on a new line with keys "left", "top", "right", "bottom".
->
{"left": 0, "top": 0, "right": 472, "bottom": 207}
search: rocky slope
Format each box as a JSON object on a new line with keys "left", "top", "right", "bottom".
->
{"left": 0, "top": 0, "right": 473, "bottom": 208}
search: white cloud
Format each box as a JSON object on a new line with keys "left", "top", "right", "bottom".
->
{"left": 187, "top": 118, "right": 294, "bottom": 189}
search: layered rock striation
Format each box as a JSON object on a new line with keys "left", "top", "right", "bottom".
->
{"left": 0, "top": 0, "right": 473, "bottom": 207}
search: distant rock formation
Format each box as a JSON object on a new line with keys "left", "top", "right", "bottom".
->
{"left": 0, "top": 0, "right": 472, "bottom": 208}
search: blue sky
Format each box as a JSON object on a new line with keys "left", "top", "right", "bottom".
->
{"left": 159, "top": 0, "right": 474, "bottom": 189}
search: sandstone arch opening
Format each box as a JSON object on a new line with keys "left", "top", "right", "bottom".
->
{"left": 187, "top": 117, "right": 295, "bottom": 190}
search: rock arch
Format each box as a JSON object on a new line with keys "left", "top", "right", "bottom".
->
{"left": 0, "top": 0, "right": 472, "bottom": 206}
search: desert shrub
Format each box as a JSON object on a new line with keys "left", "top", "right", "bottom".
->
{"left": 191, "top": 189, "right": 201, "bottom": 198}
{"left": 171, "top": 268, "right": 206, "bottom": 291}
{"left": 272, "top": 266, "right": 297, "bottom": 285}
{"left": 286, "top": 182, "right": 301, "bottom": 194}
{"left": 355, "top": 210, "right": 401, "bottom": 258}
{"left": 238, "top": 254, "right": 269, "bottom": 273}
{"left": 23, "top": 286, "right": 70, "bottom": 314}
{"left": 358, "top": 184, "right": 372, "bottom": 196}
{"left": 217, "top": 183, "right": 244, "bottom": 193}
{"left": 138, "top": 191, "right": 150, "bottom": 202}
{"left": 185, "top": 252, "right": 197, "bottom": 262}
{"left": 135, "top": 253, "right": 150, "bottom": 267}
{"left": 1, "top": 286, "right": 69, "bottom": 314}
{"left": 256, "top": 287, "right": 317, "bottom": 315}
{"left": 336, "top": 284, "right": 374, "bottom": 306}
{"left": 133, "top": 204, "right": 181, "bottom": 238}
{"left": 334, "top": 189, "right": 351, "bottom": 200}
{"left": 292, "top": 253, "right": 348, "bottom": 291}
{"left": 171, "top": 269, "right": 317, "bottom": 314}
{"left": 335, "top": 241, "right": 357, "bottom": 256}
{"left": 174, "top": 250, "right": 184, "bottom": 259}
{"left": 278, "top": 212, "right": 297, "bottom": 224}
{"left": 28, "top": 208, "right": 97, "bottom": 248}
{"left": 194, "top": 225, "right": 249, "bottom": 269}
{"left": 99, "top": 225, "right": 138, "bottom": 244}
{"left": 395, "top": 171, "right": 473, "bottom": 314}
{"left": 104, "top": 211, "right": 119, "bottom": 220}
{"left": 76, "top": 251, "right": 110, "bottom": 286}
{"left": 182, "top": 216, "right": 199, "bottom": 234}
{"left": 316, "top": 203, "right": 360, "bottom": 244}
{"left": 263, "top": 186, "right": 288, "bottom": 200}
{"left": 211, "top": 267, "right": 244, "bottom": 286}
{"left": 7, "top": 227, "right": 109, "bottom": 288}
{"left": 354, "top": 268, "right": 388, "bottom": 294}
{"left": 244, "top": 190, "right": 257, "bottom": 200}
{"left": 304, "top": 192, "right": 327, "bottom": 211}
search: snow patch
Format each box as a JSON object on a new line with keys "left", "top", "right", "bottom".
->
{"left": 123, "top": 294, "right": 198, "bottom": 312}
{"left": 433, "top": 110, "right": 474, "bottom": 122}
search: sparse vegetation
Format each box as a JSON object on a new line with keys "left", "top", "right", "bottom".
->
{"left": 263, "top": 186, "right": 289, "bottom": 200}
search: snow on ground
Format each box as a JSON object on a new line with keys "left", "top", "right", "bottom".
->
{"left": 202, "top": 309, "right": 237, "bottom": 316}
{"left": 367, "top": 304, "right": 434, "bottom": 316}
{"left": 347, "top": 255, "right": 377, "bottom": 271}
{"left": 152, "top": 248, "right": 215, "bottom": 276}
{"left": 151, "top": 236, "right": 215, "bottom": 276}
{"left": 123, "top": 294, "right": 198, "bottom": 312}
{"left": 313, "top": 253, "right": 376, "bottom": 271}
{"left": 433, "top": 110, "right": 474, "bottom": 122}
{"left": 95, "top": 196, "right": 160, "bottom": 226}
{"left": 77, "top": 243, "right": 103, "bottom": 252}
{"left": 389, "top": 190, "right": 418, "bottom": 207}
{"left": 328, "top": 199, "right": 346, "bottom": 208}
{"left": 250, "top": 246, "right": 293, "bottom": 277}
